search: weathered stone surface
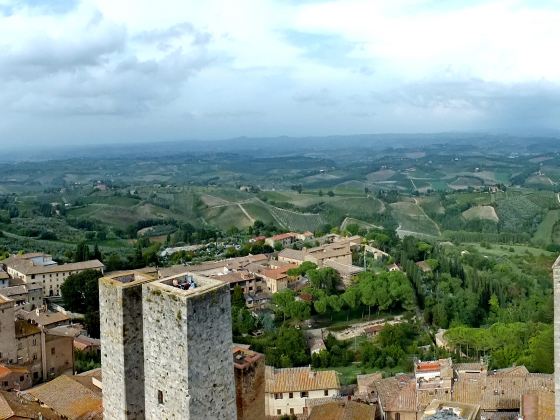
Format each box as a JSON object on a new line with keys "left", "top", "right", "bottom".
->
{"left": 142, "top": 278, "right": 237, "bottom": 420}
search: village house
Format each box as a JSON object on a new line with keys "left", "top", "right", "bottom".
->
{"left": 0, "top": 365, "right": 32, "bottom": 391}
{"left": 265, "top": 366, "right": 340, "bottom": 417}
{"left": 265, "top": 232, "right": 298, "bottom": 248}
{"left": 0, "top": 389, "right": 56, "bottom": 419}
{"left": 2, "top": 253, "right": 104, "bottom": 297}
{"left": 0, "top": 296, "right": 74, "bottom": 387}
{"left": 25, "top": 373, "right": 103, "bottom": 419}
{"left": 258, "top": 264, "right": 297, "bottom": 293}
{"left": 370, "top": 360, "right": 554, "bottom": 420}
{"left": 0, "top": 268, "right": 9, "bottom": 288}
{"left": 0, "top": 283, "right": 43, "bottom": 311}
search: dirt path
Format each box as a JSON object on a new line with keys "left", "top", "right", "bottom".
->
{"left": 237, "top": 203, "right": 255, "bottom": 224}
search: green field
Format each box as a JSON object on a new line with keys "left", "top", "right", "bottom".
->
{"left": 391, "top": 201, "right": 441, "bottom": 237}
{"left": 533, "top": 209, "right": 560, "bottom": 244}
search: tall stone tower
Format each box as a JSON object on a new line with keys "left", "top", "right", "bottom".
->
{"left": 553, "top": 256, "right": 560, "bottom": 419}
{"left": 99, "top": 271, "right": 157, "bottom": 420}
{"left": 0, "top": 295, "right": 17, "bottom": 364}
{"left": 142, "top": 273, "right": 237, "bottom": 419}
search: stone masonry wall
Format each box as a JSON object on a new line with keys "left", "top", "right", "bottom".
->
{"left": 0, "top": 300, "right": 17, "bottom": 364}
{"left": 235, "top": 356, "right": 265, "bottom": 420}
{"left": 143, "top": 283, "right": 237, "bottom": 420}
{"left": 100, "top": 280, "right": 146, "bottom": 420}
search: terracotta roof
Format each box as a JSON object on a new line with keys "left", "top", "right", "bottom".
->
{"left": 0, "top": 295, "right": 11, "bottom": 305}
{"left": 14, "top": 320, "right": 41, "bottom": 338}
{"left": 356, "top": 372, "right": 383, "bottom": 392}
{"left": 0, "top": 365, "right": 29, "bottom": 379}
{"left": 452, "top": 369, "right": 554, "bottom": 411}
{"left": 265, "top": 366, "right": 340, "bottom": 393}
{"left": 0, "top": 393, "right": 13, "bottom": 420}
{"left": 309, "top": 400, "right": 376, "bottom": 420}
{"left": 522, "top": 390, "right": 555, "bottom": 420}
{"left": 77, "top": 368, "right": 102, "bottom": 382}
{"left": 416, "top": 361, "right": 441, "bottom": 372}
{"left": 481, "top": 373, "right": 553, "bottom": 411}
{"left": 261, "top": 264, "right": 297, "bottom": 281}
{"left": 278, "top": 248, "right": 305, "bottom": 261}
{"left": 0, "top": 390, "right": 57, "bottom": 419}
{"left": 212, "top": 270, "right": 256, "bottom": 284}
{"left": 374, "top": 375, "right": 417, "bottom": 413}
{"left": 26, "top": 375, "right": 102, "bottom": 419}
{"left": 323, "top": 260, "right": 364, "bottom": 275}
{"left": 19, "top": 310, "right": 69, "bottom": 327}
{"left": 270, "top": 233, "right": 297, "bottom": 241}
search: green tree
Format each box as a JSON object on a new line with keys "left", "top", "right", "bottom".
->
{"left": 61, "top": 269, "right": 102, "bottom": 314}
{"left": 231, "top": 285, "right": 246, "bottom": 309}
{"left": 74, "top": 241, "right": 90, "bottom": 262}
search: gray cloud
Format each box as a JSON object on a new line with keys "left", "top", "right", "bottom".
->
{"left": 0, "top": 14, "right": 224, "bottom": 116}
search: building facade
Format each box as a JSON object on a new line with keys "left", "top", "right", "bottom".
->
{"left": 0, "top": 297, "right": 17, "bottom": 364}
{"left": 3, "top": 253, "right": 104, "bottom": 297}
{"left": 100, "top": 270, "right": 237, "bottom": 420}
{"left": 142, "top": 273, "right": 237, "bottom": 419}
{"left": 265, "top": 366, "right": 340, "bottom": 417}
{"left": 99, "top": 271, "right": 156, "bottom": 420}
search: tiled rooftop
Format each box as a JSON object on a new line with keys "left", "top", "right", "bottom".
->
{"left": 265, "top": 366, "right": 340, "bottom": 393}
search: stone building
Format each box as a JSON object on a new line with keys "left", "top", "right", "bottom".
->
{"left": 99, "top": 270, "right": 157, "bottom": 419}
{"left": 232, "top": 345, "right": 265, "bottom": 420}
{"left": 142, "top": 272, "right": 236, "bottom": 419}
{"left": 265, "top": 366, "right": 340, "bottom": 417}
{"left": 0, "top": 296, "right": 17, "bottom": 364}
{"left": 554, "top": 255, "right": 560, "bottom": 419}
{"left": 3, "top": 253, "right": 104, "bottom": 297}
{"left": 100, "top": 270, "right": 237, "bottom": 420}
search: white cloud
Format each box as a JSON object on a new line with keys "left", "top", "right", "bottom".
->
{"left": 1, "top": 0, "right": 560, "bottom": 144}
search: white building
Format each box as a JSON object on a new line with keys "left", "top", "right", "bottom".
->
{"left": 3, "top": 253, "right": 104, "bottom": 297}
{"left": 265, "top": 366, "right": 340, "bottom": 417}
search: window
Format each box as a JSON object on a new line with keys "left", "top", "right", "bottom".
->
{"left": 300, "top": 391, "right": 309, "bottom": 398}
{"left": 19, "top": 376, "right": 24, "bottom": 382}
{"left": 51, "top": 347, "right": 55, "bottom": 355}
{"left": 158, "top": 390, "right": 164, "bottom": 404}
{"left": 290, "top": 408, "right": 295, "bottom": 414}
{"left": 274, "top": 393, "right": 283, "bottom": 400}
{"left": 289, "top": 392, "right": 293, "bottom": 399}
{"left": 396, "top": 414, "right": 401, "bottom": 420}
{"left": 324, "top": 390, "right": 329, "bottom": 396}
{"left": 33, "top": 354, "right": 37, "bottom": 361}
{"left": 32, "top": 338, "right": 36, "bottom": 346}
{"left": 2, "top": 381, "right": 7, "bottom": 387}
{"left": 33, "top": 372, "right": 39, "bottom": 380}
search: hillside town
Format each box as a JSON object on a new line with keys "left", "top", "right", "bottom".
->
{"left": 0, "top": 229, "right": 555, "bottom": 419}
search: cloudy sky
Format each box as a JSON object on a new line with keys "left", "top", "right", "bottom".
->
{"left": 1, "top": 0, "right": 559, "bottom": 145}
